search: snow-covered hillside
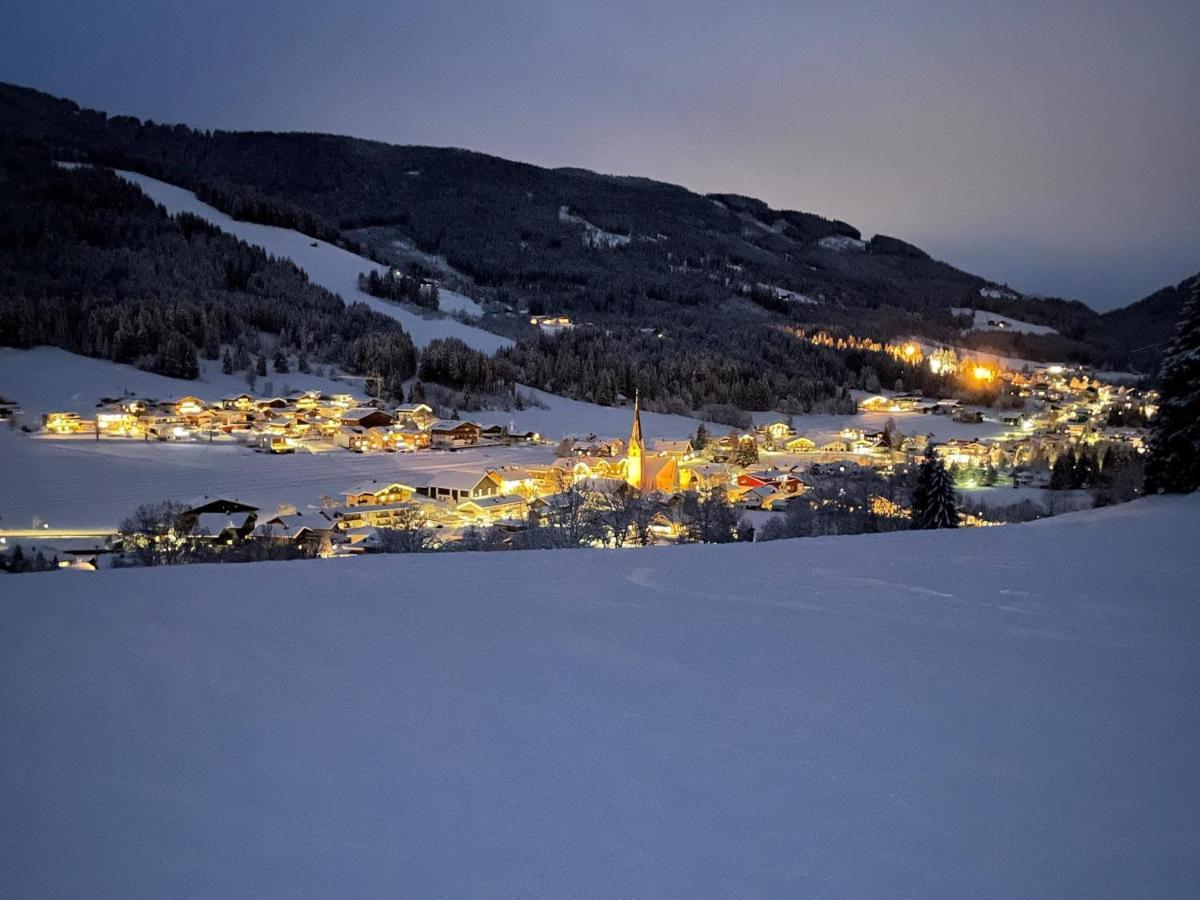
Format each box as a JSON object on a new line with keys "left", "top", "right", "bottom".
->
{"left": 3, "top": 497, "right": 1198, "bottom": 896}
{"left": 952, "top": 307, "right": 1058, "bottom": 336}
{"left": 0, "top": 347, "right": 355, "bottom": 415}
{"left": 110, "top": 170, "right": 511, "bottom": 353}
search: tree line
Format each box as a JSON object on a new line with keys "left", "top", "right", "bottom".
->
{"left": 0, "top": 154, "right": 417, "bottom": 397}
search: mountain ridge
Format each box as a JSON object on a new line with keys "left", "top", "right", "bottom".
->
{"left": 0, "top": 80, "right": 1193, "bottom": 380}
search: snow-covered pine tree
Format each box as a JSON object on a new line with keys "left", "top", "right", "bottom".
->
{"left": 911, "top": 444, "right": 960, "bottom": 529}
{"left": 1145, "top": 278, "right": 1200, "bottom": 493}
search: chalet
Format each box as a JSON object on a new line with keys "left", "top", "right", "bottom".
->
{"left": 530, "top": 314, "right": 574, "bottom": 334}
{"left": 733, "top": 484, "right": 779, "bottom": 510}
{"left": 334, "top": 426, "right": 370, "bottom": 452}
{"left": 255, "top": 433, "right": 297, "bottom": 454}
{"left": 345, "top": 481, "right": 415, "bottom": 507}
{"left": 650, "top": 438, "right": 694, "bottom": 458}
{"left": 413, "top": 470, "right": 501, "bottom": 503}
{"left": 341, "top": 408, "right": 395, "bottom": 429}
{"left": 785, "top": 436, "right": 816, "bottom": 453}
{"left": 479, "top": 424, "right": 507, "bottom": 442}
{"left": 456, "top": 494, "right": 529, "bottom": 523}
{"left": 95, "top": 405, "right": 140, "bottom": 435}
{"left": 488, "top": 466, "right": 540, "bottom": 496}
{"left": 394, "top": 403, "right": 435, "bottom": 428}
{"left": 568, "top": 436, "right": 623, "bottom": 457}
{"left": 220, "top": 393, "right": 257, "bottom": 411}
{"left": 429, "top": 420, "right": 481, "bottom": 448}
{"left": 759, "top": 421, "right": 795, "bottom": 441}
{"left": 182, "top": 497, "right": 258, "bottom": 541}
{"left": 169, "top": 395, "right": 206, "bottom": 418}
{"left": 327, "top": 501, "right": 427, "bottom": 531}
{"left": 253, "top": 515, "right": 333, "bottom": 556}
{"left": 924, "top": 399, "right": 962, "bottom": 416}
{"left": 390, "top": 426, "right": 432, "bottom": 451}
{"left": 678, "top": 461, "right": 731, "bottom": 490}
{"left": 43, "top": 411, "right": 88, "bottom": 434}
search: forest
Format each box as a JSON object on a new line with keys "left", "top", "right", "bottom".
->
{"left": 4, "top": 80, "right": 1179, "bottom": 382}
{"left": 0, "top": 149, "right": 417, "bottom": 396}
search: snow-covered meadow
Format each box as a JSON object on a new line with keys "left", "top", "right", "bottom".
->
{"left": 951, "top": 307, "right": 1058, "bottom": 336}
{"left": 2, "top": 496, "right": 1198, "bottom": 897}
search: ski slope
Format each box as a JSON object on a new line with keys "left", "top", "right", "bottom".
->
{"left": 2, "top": 496, "right": 1198, "bottom": 897}
{"left": 110, "top": 169, "right": 511, "bottom": 353}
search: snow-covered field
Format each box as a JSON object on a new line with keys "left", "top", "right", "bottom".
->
{"left": 3, "top": 496, "right": 1199, "bottom": 896}
{"left": 749, "top": 407, "right": 1009, "bottom": 443}
{"left": 109, "top": 169, "right": 511, "bottom": 353}
{"left": 952, "top": 307, "right": 1058, "bottom": 336}
{"left": 0, "top": 347, "right": 355, "bottom": 415}
{"left": 0, "top": 428, "right": 551, "bottom": 530}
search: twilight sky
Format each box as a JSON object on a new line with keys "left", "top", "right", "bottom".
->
{"left": 3, "top": 0, "right": 1197, "bottom": 310}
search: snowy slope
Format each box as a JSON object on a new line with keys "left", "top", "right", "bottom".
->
{"left": 952, "top": 307, "right": 1059, "bottom": 336}
{"left": 0, "top": 347, "right": 357, "bottom": 415}
{"left": 109, "top": 169, "right": 511, "bottom": 353}
{"left": 2, "top": 497, "right": 1199, "bottom": 897}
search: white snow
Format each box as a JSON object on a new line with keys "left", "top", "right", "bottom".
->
{"left": 754, "top": 283, "right": 817, "bottom": 305}
{"left": 0, "top": 427, "right": 551, "bottom": 531}
{"left": 3, "top": 496, "right": 1199, "bottom": 896}
{"left": 0, "top": 347, "right": 357, "bottom": 415}
{"left": 979, "top": 286, "right": 1020, "bottom": 301}
{"left": 952, "top": 307, "right": 1058, "bottom": 337}
{"left": 436, "top": 288, "right": 484, "bottom": 317}
{"left": 818, "top": 234, "right": 866, "bottom": 252}
{"left": 748, "top": 407, "right": 1008, "bottom": 444}
{"left": 107, "top": 169, "right": 511, "bottom": 353}
{"left": 558, "top": 205, "right": 632, "bottom": 248}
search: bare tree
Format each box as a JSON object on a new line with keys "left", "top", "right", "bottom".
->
{"left": 678, "top": 487, "right": 739, "bottom": 543}
{"left": 373, "top": 505, "right": 439, "bottom": 553}
{"left": 118, "top": 500, "right": 202, "bottom": 565}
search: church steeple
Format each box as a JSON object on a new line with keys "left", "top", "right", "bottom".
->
{"left": 626, "top": 389, "right": 644, "bottom": 491}
{"left": 628, "top": 389, "right": 644, "bottom": 456}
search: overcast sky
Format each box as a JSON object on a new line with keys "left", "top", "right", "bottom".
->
{"left": 3, "top": 0, "right": 1197, "bottom": 310}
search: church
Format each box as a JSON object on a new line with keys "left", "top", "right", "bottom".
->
{"left": 624, "top": 393, "right": 679, "bottom": 494}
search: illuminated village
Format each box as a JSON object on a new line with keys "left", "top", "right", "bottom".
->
{"left": 19, "top": 345, "right": 1158, "bottom": 564}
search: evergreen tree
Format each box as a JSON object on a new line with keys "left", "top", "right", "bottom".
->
{"left": 1049, "top": 452, "right": 1073, "bottom": 490}
{"left": 694, "top": 423, "right": 708, "bottom": 450}
{"left": 1145, "top": 278, "right": 1200, "bottom": 493}
{"left": 273, "top": 348, "right": 289, "bottom": 373}
{"left": 297, "top": 350, "right": 310, "bottom": 373}
{"left": 255, "top": 353, "right": 267, "bottom": 377}
{"left": 221, "top": 348, "right": 234, "bottom": 375}
{"left": 911, "top": 444, "right": 960, "bottom": 529}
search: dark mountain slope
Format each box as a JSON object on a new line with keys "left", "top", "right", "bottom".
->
{"left": 1096, "top": 275, "right": 1200, "bottom": 373}
{"left": 0, "top": 81, "right": 1189, "bottom": 385}
{"left": 0, "top": 145, "right": 417, "bottom": 394}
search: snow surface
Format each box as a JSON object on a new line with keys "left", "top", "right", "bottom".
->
{"left": 3, "top": 496, "right": 1199, "bottom": 896}
{"left": 558, "top": 205, "right": 632, "bottom": 248}
{"left": 0, "top": 347, "right": 357, "bottom": 415}
{"left": 0, "top": 428, "right": 551, "bottom": 530}
{"left": 109, "top": 169, "right": 511, "bottom": 353}
{"left": 818, "top": 235, "right": 866, "bottom": 252}
{"left": 951, "top": 307, "right": 1058, "bottom": 337}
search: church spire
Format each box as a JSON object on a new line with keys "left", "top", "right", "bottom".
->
{"left": 629, "top": 389, "right": 644, "bottom": 455}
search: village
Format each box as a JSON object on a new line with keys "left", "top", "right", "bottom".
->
{"left": 0, "top": 349, "right": 1156, "bottom": 567}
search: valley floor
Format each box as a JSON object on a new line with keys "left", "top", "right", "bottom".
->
{"left": 2, "top": 497, "right": 1199, "bottom": 897}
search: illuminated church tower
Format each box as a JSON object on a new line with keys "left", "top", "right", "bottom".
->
{"left": 626, "top": 390, "right": 644, "bottom": 491}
